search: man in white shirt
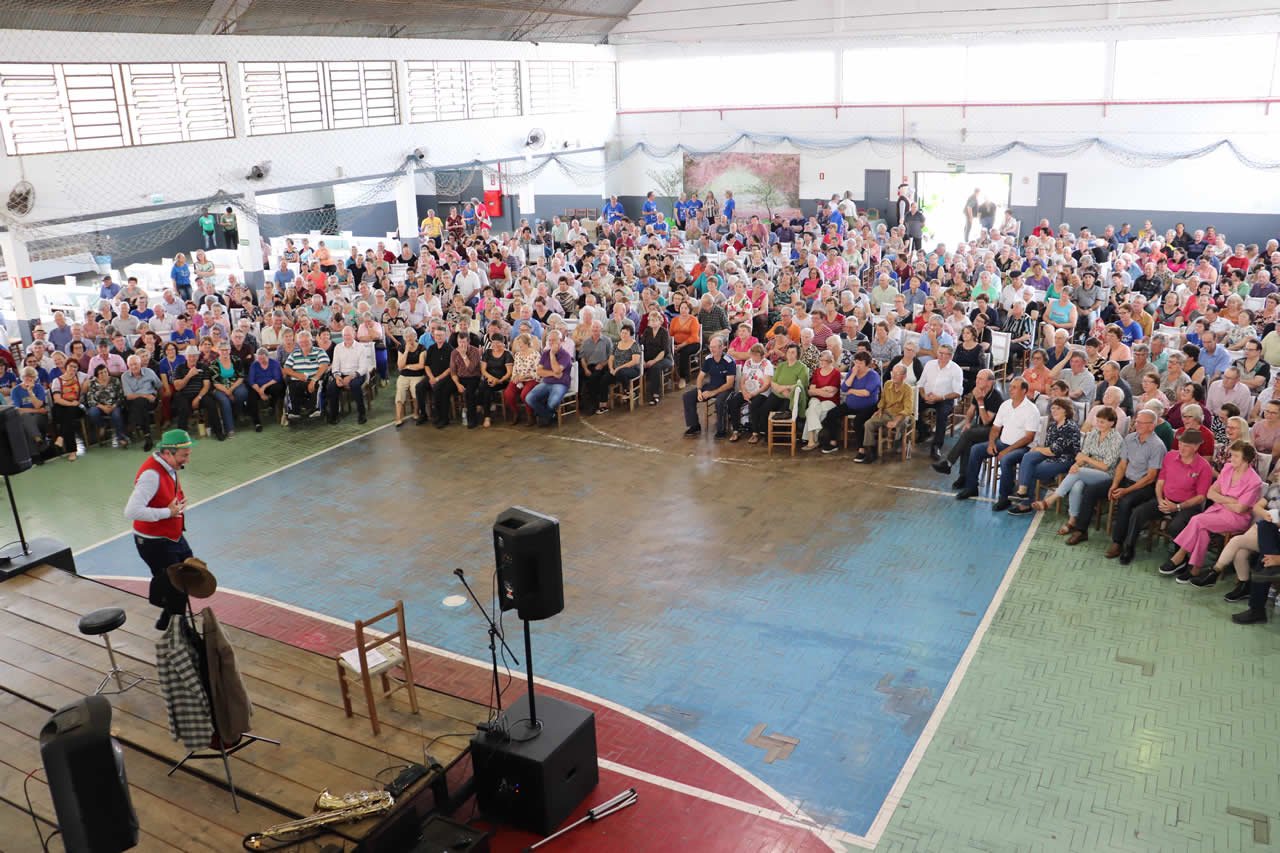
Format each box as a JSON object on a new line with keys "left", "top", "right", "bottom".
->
{"left": 455, "top": 261, "right": 482, "bottom": 304}
{"left": 149, "top": 303, "right": 175, "bottom": 336}
{"left": 956, "top": 376, "right": 1040, "bottom": 509}
{"left": 917, "top": 344, "right": 965, "bottom": 460}
{"left": 1000, "top": 276, "right": 1036, "bottom": 313}
{"left": 326, "top": 326, "right": 371, "bottom": 425}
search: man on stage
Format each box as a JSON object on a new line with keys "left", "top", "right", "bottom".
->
{"left": 124, "top": 429, "right": 194, "bottom": 629}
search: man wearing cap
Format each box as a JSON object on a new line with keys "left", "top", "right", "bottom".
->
{"left": 124, "top": 429, "right": 195, "bottom": 629}
{"left": 99, "top": 275, "right": 121, "bottom": 301}
{"left": 88, "top": 337, "right": 127, "bottom": 378}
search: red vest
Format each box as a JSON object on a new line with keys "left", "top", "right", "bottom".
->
{"left": 133, "top": 455, "right": 184, "bottom": 541}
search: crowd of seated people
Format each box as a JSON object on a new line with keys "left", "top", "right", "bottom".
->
{"left": 19, "top": 191, "right": 1280, "bottom": 624}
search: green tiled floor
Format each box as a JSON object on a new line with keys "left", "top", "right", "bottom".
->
{"left": 871, "top": 518, "right": 1280, "bottom": 853}
{"left": 22, "top": 405, "right": 1280, "bottom": 852}
{"left": 15, "top": 405, "right": 397, "bottom": 554}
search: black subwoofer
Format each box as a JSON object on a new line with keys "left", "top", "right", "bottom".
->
{"left": 469, "top": 693, "right": 598, "bottom": 836}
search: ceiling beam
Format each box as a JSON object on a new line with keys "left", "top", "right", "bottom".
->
{"left": 195, "top": 0, "right": 255, "bottom": 34}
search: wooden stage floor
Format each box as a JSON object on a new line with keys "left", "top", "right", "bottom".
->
{"left": 0, "top": 565, "right": 489, "bottom": 853}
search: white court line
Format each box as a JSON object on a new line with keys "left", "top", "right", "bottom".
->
{"left": 73, "top": 422, "right": 393, "bottom": 556}
{"left": 86, "top": 575, "right": 847, "bottom": 848}
{"left": 861, "top": 511, "right": 1043, "bottom": 846}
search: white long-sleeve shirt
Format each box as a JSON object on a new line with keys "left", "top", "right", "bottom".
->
{"left": 330, "top": 341, "right": 370, "bottom": 377}
{"left": 124, "top": 453, "right": 180, "bottom": 536}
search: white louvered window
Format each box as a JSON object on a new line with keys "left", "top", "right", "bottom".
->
{"left": 121, "top": 62, "right": 233, "bottom": 146}
{"left": 0, "top": 62, "right": 231, "bottom": 155}
{"left": 528, "top": 60, "right": 574, "bottom": 115}
{"left": 240, "top": 60, "right": 400, "bottom": 136}
{"left": 406, "top": 60, "right": 468, "bottom": 123}
{"left": 466, "top": 60, "right": 521, "bottom": 120}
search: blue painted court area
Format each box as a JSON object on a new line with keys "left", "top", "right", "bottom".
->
{"left": 78, "top": 433, "right": 1031, "bottom": 837}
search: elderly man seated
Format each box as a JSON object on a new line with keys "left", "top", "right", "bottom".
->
{"left": 682, "top": 336, "right": 736, "bottom": 439}
{"left": 248, "top": 347, "right": 284, "bottom": 431}
{"left": 121, "top": 354, "right": 163, "bottom": 450}
{"left": 1206, "top": 366, "right": 1254, "bottom": 416}
{"left": 327, "top": 326, "right": 372, "bottom": 425}
{"left": 525, "top": 330, "right": 574, "bottom": 427}
{"left": 858, "top": 362, "right": 914, "bottom": 463}
{"left": 955, "top": 377, "right": 1040, "bottom": 510}
{"left": 283, "top": 330, "right": 330, "bottom": 420}
{"left": 916, "top": 344, "right": 965, "bottom": 460}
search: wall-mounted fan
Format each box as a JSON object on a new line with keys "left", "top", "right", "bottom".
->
{"left": 524, "top": 128, "right": 546, "bottom": 150}
{"left": 7, "top": 181, "right": 34, "bottom": 217}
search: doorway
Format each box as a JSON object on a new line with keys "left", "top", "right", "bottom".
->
{"left": 1036, "top": 173, "right": 1067, "bottom": 233}
{"left": 913, "top": 172, "right": 1011, "bottom": 250}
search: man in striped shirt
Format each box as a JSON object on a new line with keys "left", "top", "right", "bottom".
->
{"left": 283, "top": 330, "right": 330, "bottom": 419}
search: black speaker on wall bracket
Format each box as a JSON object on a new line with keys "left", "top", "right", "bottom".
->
{"left": 0, "top": 405, "right": 73, "bottom": 581}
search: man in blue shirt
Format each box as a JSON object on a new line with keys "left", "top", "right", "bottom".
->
{"left": 642, "top": 192, "right": 659, "bottom": 227}
{"left": 99, "top": 276, "right": 121, "bottom": 300}
{"left": 682, "top": 336, "right": 736, "bottom": 438}
{"left": 273, "top": 259, "right": 295, "bottom": 287}
{"left": 828, "top": 205, "right": 845, "bottom": 236}
{"left": 603, "top": 195, "right": 625, "bottom": 224}
{"left": 1198, "top": 331, "right": 1231, "bottom": 381}
{"left": 722, "top": 190, "right": 735, "bottom": 223}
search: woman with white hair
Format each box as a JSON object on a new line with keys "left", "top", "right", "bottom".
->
{"left": 1083, "top": 386, "right": 1129, "bottom": 435}
{"left": 801, "top": 350, "right": 841, "bottom": 450}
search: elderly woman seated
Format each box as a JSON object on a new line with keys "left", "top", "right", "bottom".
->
{"left": 1203, "top": 466, "right": 1280, "bottom": 603}
{"left": 1164, "top": 440, "right": 1264, "bottom": 585}
{"left": 1008, "top": 397, "right": 1082, "bottom": 513}
{"left": 801, "top": 350, "right": 841, "bottom": 450}
{"left": 1083, "top": 386, "right": 1129, "bottom": 435}
{"left": 1032, "top": 405, "right": 1123, "bottom": 537}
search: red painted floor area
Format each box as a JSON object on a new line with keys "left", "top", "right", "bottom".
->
{"left": 101, "top": 579, "right": 839, "bottom": 853}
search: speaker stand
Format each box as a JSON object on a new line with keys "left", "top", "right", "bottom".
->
{"left": 508, "top": 618, "right": 542, "bottom": 741}
{"left": 0, "top": 474, "right": 73, "bottom": 580}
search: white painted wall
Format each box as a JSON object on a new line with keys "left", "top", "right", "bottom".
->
{"left": 0, "top": 30, "right": 616, "bottom": 223}
{"left": 609, "top": 29, "right": 1280, "bottom": 219}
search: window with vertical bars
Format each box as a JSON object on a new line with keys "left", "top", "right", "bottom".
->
{"left": 0, "top": 61, "right": 233, "bottom": 155}
{"left": 527, "top": 61, "right": 615, "bottom": 115}
{"left": 406, "top": 60, "right": 521, "bottom": 123}
{"left": 239, "top": 60, "right": 400, "bottom": 137}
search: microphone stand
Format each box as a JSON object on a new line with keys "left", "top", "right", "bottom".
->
{"left": 453, "top": 568, "right": 519, "bottom": 734}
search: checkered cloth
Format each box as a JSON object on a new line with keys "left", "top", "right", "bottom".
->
{"left": 156, "top": 618, "right": 214, "bottom": 750}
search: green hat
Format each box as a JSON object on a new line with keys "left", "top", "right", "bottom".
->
{"left": 159, "top": 429, "right": 195, "bottom": 450}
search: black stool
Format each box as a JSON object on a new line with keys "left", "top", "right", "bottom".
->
{"left": 78, "top": 607, "right": 144, "bottom": 695}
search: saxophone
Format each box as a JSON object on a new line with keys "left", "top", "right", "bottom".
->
{"left": 242, "top": 790, "right": 395, "bottom": 850}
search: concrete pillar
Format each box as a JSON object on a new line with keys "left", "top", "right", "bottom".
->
{"left": 0, "top": 230, "right": 41, "bottom": 343}
{"left": 394, "top": 165, "right": 420, "bottom": 253}
{"left": 237, "top": 190, "right": 265, "bottom": 290}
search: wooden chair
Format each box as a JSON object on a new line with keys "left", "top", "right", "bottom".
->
{"left": 556, "top": 362, "right": 580, "bottom": 423}
{"left": 871, "top": 386, "right": 919, "bottom": 461}
{"left": 336, "top": 600, "right": 419, "bottom": 736}
{"left": 610, "top": 372, "right": 642, "bottom": 412}
{"left": 766, "top": 391, "right": 803, "bottom": 457}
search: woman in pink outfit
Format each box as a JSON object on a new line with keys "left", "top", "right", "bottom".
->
{"left": 1169, "top": 440, "right": 1264, "bottom": 584}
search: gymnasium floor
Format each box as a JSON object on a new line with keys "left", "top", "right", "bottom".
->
{"left": 23, "top": 400, "right": 1280, "bottom": 852}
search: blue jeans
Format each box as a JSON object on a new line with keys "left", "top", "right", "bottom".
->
{"left": 374, "top": 348, "right": 388, "bottom": 381}
{"left": 212, "top": 389, "right": 236, "bottom": 432}
{"left": 964, "top": 441, "right": 1027, "bottom": 497}
{"left": 1017, "top": 452, "right": 1071, "bottom": 493}
{"left": 525, "top": 382, "right": 568, "bottom": 420}
{"left": 1053, "top": 467, "right": 1112, "bottom": 519}
{"left": 86, "top": 405, "right": 125, "bottom": 437}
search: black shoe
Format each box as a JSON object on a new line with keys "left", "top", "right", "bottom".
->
{"left": 467, "top": 420, "right": 479, "bottom": 429}
{"left": 931, "top": 460, "right": 951, "bottom": 475}
{"left": 1119, "top": 549, "right": 1135, "bottom": 566}
{"left": 855, "top": 453, "right": 876, "bottom": 464}
{"left": 254, "top": 423, "right": 263, "bottom": 432}
{"left": 929, "top": 447, "right": 942, "bottom": 461}
{"left": 143, "top": 436, "right": 154, "bottom": 451}
{"left": 416, "top": 415, "right": 428, "bottom": 425}
{"left": 1158, "top": 559, "right": 1185, "bottom": 576}
{"left": 435, "top": 421, "right": 449, "bottom": 429}
{"left": 358, "top": 414, "right": 367, "bottom": 424}
{"left": 1224, "top": 581, "right": 1251, "bottom": 602}
{"left": 955, "top": 488, "right": 979, "bottom": 500}
{"left": 395, "top": 420, "right": 405, "bottom": 429}
{"left": 215, "top": 431, "right": 226, "bottom": 441}
{"left": 952, "top": 475, "right": 966, "bottom": 489}
{"left": 155, "top": 612, "right": 171, "bottom": 631}
{"left": 821, "top": 444, "right": 839, "bottom": 454}
{"left": 1007, "top": 503, "right": 1035, "bottom": 515}
{"left": 684, "top": 426, "right": 702, "bottom": 437}
{"left": 713, "top": 431, "right": 729, "bottom": 440}
{"left": 1232, "top": 608, "right": 1268, "bottom": 624}
{"left": 993, "top": 498, "right": 1011, "bottom": 512}
{"left": 1191, "top": 570, "right": 1220, "bottom": 588}
{"left": 1175, "top": 567, "right": 1196, "bottom": 584}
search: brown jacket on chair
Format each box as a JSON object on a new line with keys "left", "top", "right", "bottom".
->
{"left": 200, "top": 608, "right": 253, "bottom": 743}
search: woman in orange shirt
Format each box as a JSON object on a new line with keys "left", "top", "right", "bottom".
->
{"left": 669, "top": 300, "right": 701, "bottom": 389}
